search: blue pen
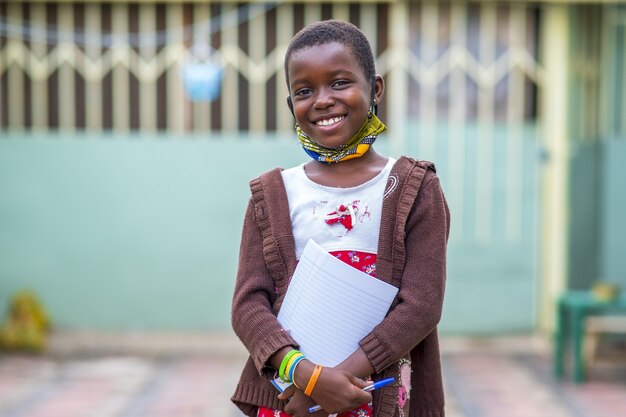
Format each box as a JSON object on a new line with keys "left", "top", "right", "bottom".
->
{"left": 307, "top": 377, "right": 395, "bottom": 413}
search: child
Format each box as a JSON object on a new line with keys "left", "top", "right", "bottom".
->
{"left": 231, "top": 20, "right": 450, "bottom": 417}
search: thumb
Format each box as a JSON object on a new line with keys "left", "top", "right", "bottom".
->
{"left": 349, "top": 376, "right": 373, "bottom": 404}
{"left": 346, "top": 373, "right": 369, "bottom": 389}
{"left": 277, "top": 384, "right": 296, "bottom": 401}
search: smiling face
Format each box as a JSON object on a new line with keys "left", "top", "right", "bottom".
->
{"left": 287, "top": 42, "right": 383, "bottom": 150}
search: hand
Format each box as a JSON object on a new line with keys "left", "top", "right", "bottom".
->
{"left": 282, "top": 389, "right": 328, "bottom": 417}
{"left": 307, "top": 368, "right": 371, "bottom": 414}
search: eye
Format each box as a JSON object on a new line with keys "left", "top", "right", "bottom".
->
{"left": 332, "top": 79, "right": 351, "bottom": 88}
{"left": 294, "top": 88, "right": 312, "bottom": 97}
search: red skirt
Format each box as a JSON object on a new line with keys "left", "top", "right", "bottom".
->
{"left": 258, "top": 403, "right": 372, "bottom": 417}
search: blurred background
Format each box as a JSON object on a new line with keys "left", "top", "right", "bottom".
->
{"left": 0, "top": 1, "right": 625, "bottom": 416}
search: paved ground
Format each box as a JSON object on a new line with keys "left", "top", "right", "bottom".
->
{"left": 0, "top": 332, "right": 625, "bottom": 417}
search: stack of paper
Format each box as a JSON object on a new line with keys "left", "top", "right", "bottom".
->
{"left": 277, "top": 239, "right": 398, "bottom": 367}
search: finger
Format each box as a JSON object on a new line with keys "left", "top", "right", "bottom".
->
{"left": 277, "top": 385, "right": 297, "bottom": 400}
{"left": 356, "top": 389, "right": 373, "bottom": 404}
{"left": 347, "top": 373, "right": 368, "bottom": 389}
{"left": 349, "top": 380, "right": 372, "bottom": 404}
{"left": 283, "top": 400, "right": 298, "bottom": 415}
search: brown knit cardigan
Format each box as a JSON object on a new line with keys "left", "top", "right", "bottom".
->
{"left": 231, "top": 157, "right": 450, "bottom": 417}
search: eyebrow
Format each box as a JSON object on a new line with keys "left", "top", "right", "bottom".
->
{"left": 290, "top": 69, "right": 359, "bottom": 87}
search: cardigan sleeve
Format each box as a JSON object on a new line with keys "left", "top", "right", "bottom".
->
{"left": 359, "top": 173, "right": 450, "bottom": 373}
{"left": 231, "top": 199, "right": 299, "bottom": 374}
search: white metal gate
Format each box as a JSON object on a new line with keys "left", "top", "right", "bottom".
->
{"left": 0, "top": 1, "right": 548, "bottom": 333}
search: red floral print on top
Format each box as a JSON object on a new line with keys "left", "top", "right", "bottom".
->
{"left": 259, "top": 250, "right": 377, "bottom": 417}
{"left": 329, "top": 250, "right": 377, "bottom": 278}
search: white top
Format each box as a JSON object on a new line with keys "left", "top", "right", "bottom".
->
{"left": 281, "top": 158, "right": 396, "bottom": 259}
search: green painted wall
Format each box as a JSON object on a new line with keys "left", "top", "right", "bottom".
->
{"left": 405, "top": 123, "right": 541, "bottom": 334}
{"left": 567, "top": 139, "right": 626, "bottom": 291}
{"left": 0, "top": 126, "right": 541, "bottom": 334}
{"left": 601, "top": 139, "right": 626, "bottom": 288}
{"left": 0, "top": 133, "right": 308, "bottom": 330}
{"left": 567, "top": 142, "right": 603, "bottom": 289}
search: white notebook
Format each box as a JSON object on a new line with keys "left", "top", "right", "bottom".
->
{"left": 277, "top": 239, "right": 398, "bottom": 368}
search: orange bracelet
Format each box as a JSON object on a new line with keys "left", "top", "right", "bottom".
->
{"left": 304, "top": 364, "right": 323, "bottom": 397}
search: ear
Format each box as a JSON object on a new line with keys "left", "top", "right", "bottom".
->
{"left": 286, "top": 95, "right": 295, "bottom": 118}
{"left": 373, "top": 74, "right": 385, "bottom": 106}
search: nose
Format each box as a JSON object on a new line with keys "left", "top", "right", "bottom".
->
{"left": 313, "top": 87, "right": 335, "bottom": 110}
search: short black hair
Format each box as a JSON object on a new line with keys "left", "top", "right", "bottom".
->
{"left": 284, "top": 20, "right": 376, "bottom": 90}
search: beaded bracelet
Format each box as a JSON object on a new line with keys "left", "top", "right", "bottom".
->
{"left": 304, "top": 364, "right": 323, "bottom": 397}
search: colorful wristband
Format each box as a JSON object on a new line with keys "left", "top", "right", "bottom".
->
{"left": 279, "top": 349, "right": 300, "bottom": 382}
{"left": 284, "top": 352, "right": 304, "bottom": 381}
{"left": 288, "top": 354, "right": 306, "bottom": 383}
{"left": 304, "top": 364, "right": 323, "bottom": 397}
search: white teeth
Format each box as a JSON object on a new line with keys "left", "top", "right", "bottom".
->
{"left": 316, "top": 116, "right": 344, "bottom": 126}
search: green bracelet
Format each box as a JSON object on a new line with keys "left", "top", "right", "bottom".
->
{"left": 279, "top": 349, "right": 300, "bottom": 382}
